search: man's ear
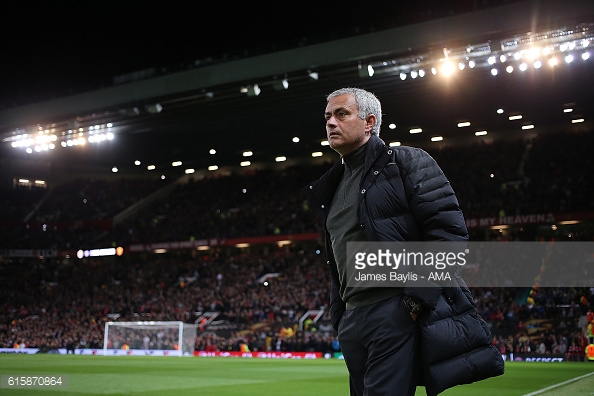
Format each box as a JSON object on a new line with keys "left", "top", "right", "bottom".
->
{"left": 365, "top": 114, "right": 377, "bottom": 133}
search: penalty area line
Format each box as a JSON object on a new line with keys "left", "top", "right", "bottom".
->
{"left": 522, "top": 371, "right": 594, "bottom": 396}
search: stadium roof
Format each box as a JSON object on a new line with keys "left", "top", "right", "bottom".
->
{"left": 1, "top": 0, "right": 593, "bottom": 182}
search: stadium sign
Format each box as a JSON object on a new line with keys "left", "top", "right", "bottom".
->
{"left": 194, "top": 351, "right": 322, "bottom": 359}
{"left": 503, "top": 353, "right": 567, "bottom": 362}
{"left": 0, "top": 348, "right": 189, "bottom": 356}
{"left": 465, "top": 213, "right": 556, "bottom": 228}
{"left": 465, "top": 211, "right": 594, "bottom": 228}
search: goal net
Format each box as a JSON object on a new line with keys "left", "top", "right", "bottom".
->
{"left": 103, "top": 321, "right": 198, "bottom": 356}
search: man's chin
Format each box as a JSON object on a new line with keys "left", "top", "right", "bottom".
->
{"left": 327, "top": 136, "right": 343, "bottom": 146}
{"left": 328, "top": 141, "right": 342, "bottom": 151}
{"left": 329, "top": 143, "right": 351, "bottom": 156}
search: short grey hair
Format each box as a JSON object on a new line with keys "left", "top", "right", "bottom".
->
{"left": 327, "top": 87, "right": 382, "bottom": 136}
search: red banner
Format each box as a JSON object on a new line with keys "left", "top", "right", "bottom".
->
{"left": 193, "top": 351, "right": 323, "bottom": 359}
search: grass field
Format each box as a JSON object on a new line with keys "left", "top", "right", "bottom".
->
{"left": 0, "top": 355, "right": 593, "bottom": 395}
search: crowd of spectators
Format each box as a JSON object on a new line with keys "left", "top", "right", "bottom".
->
{"left": 104, "top": 165, "right": 324, "bottom": 247}
{"left": 432, "top": 131, "right": 594, "bottom": 219}
{"left": 0, "top": 178, "right": 165, "bottom": 250}
{"left": 0, "top": 243, "right": 336, "bottom": 353}
{"left": 1, "top": 244, "right": 591, "bottom": 356}
{"left": 1, "top": 130, "right": 593, "bottom": 357}
{"left": 2, "top": 131, "right": 593, "bottom": 252}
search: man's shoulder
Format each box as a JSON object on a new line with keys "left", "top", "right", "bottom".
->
{"left": 390, "top": 145, "right": 434, "bottom": 169}
{"left": 392, "top": 144, "right": 430, "bottom": 158}
{"left": 301, "top": 159, "right": 344, "bottom": 199}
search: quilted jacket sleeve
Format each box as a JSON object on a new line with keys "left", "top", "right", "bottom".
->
{"left": 395, "top": 147, "right": 468, "bottom": 307}
{"left": 395, "top": 146, "right": 468, "bottom": 242}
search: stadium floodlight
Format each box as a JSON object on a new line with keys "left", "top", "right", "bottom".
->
{"left": 525, "top": 47, "right": 540, "bottom": 59}
{"left": 246, "top": 84, "right": 261, "bottom": 97}
{"left": 358, "top": 64, "right": 374, "bottom": 77}
{"left": 273, "top": 78, "right": 289, "bottom": 90}
{"left": 103, "top": 321, "right": 198, "bottom": 356}
{"left": 146, "top": 103, "right": 163, "bottom": 114}
{"left": 440, "top": 61, "right": 455, "bottom": 76}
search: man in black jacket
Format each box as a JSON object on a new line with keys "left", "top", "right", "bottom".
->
{"left": 303, "top": 87, "right": 501, "bottom": 395}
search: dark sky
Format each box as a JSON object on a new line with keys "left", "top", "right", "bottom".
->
{"left": 1, "top": 1, "right": 506, "bottom": 106}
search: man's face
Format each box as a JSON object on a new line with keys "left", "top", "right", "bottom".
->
{"left": 324, "top": 94, "right": 375, "bottom": 156}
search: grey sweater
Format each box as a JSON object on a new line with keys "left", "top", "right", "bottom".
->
{"left": 326, "top": 143, "right": 401, "bottom": 309}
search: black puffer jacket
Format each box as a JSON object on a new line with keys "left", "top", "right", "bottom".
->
{"left": 303, "top": 135, "right": 504, "bottom": 395}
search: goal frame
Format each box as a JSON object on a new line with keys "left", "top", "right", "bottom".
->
{"left": 103, "top": 321, "right": 197, "bottom": 356}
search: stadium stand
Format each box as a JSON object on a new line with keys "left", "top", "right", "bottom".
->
{"left": 1, "top": 130, "right": 593, "bottom": 358}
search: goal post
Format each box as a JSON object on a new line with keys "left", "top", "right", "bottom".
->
{"left": 103, "top": 321, "right": 198, "bottom": 356}
{"left": 298, "top": 309, "right": 325, "bottom": 331}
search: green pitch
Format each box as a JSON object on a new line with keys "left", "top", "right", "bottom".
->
{"left": 0, "top": 355, "right": 592, "bottom": 395}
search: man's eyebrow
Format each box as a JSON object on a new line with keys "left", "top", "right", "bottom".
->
{"left": 325, "top": 106, "right": 347, "bottom": 116}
